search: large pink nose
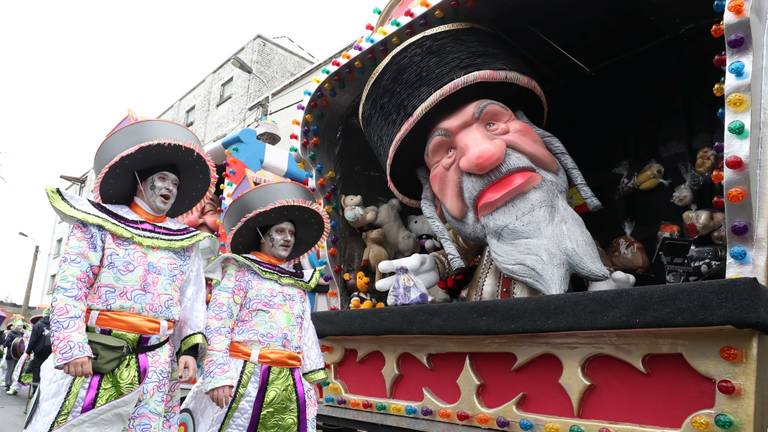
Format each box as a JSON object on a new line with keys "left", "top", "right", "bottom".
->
{"left": 458, "top": 137, "right": 506, "bottom": 175}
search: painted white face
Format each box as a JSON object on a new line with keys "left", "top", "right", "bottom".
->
{"left": 260, "top": 221, "right": 296, "bottom": 260}
{"left": 137, "top": 171, "right": 179, "bottom": 215}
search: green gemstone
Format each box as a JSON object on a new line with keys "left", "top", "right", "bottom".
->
{"left": 373, "top": 7, "right": 382, "bottom": 14}
{"left": 321, "top": 68, "right": 330, "bottom": 74}
{"left": 289, "top": 146, "right": 298, "bottom": 152}
{"left": 728, "top": 120, "right": 745, "bottom": 135}
{"left": 308, "top": 152, "right": 317, "bottom": 161}
{"left": 320, "top": 381, "right": 330, "bottom": 387}
{"left": 232, "top": 146, "right": 239, "bottom": 152}
{"left": 715, "top": 413, "right": 734, "bottom": 429}
{"left": 376, "top": 402, "right": 387, "bottom": 411}
{"left": 569, "top": 426, "right": 584, "bottom": 432}
{"left": 391, "top": 18, "right": 401, "bottom": 27}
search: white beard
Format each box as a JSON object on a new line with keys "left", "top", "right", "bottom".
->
{"left": 444, "top": 150, "right": 609, "bottom": 295}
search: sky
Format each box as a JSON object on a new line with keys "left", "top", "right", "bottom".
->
{"left": 0, "top": 0, "right": 380, "bottom": 306}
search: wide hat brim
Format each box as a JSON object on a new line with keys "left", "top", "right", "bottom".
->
{"left": 93, "top": 119, "right": 215, "bottom": 218}
{"left": 223, "top": 181, "right": 329, "bottom": 260}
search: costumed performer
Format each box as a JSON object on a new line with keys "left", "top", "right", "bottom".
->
{"left": 179, "top": 180, "right": 329, "bottom": 432}
{"left": 25, "top": 118, "right": 217, "bottom": 432}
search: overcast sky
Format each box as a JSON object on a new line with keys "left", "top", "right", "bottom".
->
{"left": 0, "top": 0, "right": 379, "bottom": 306}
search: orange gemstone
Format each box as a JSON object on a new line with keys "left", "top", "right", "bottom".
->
{"left": 475, "top": 414, "right": 491, "bottom": 425}
{"left": 720, "top": 345, "right": 743, "bottom": 362}
{"left": 438, "top": 409, "right": 453, "bottom": 419}
{"left": 727, "top": 187, "right": 747, "bottom": 203}
{"left": 728, "top": 0, "right": 745, "bottom": 14}
{"left": 711, "top": 169, "right": 724, "bottom": 184}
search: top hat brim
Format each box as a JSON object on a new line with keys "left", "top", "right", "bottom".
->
{"left": 223, "top": 181, "right": 329, "bottom": 260}
{"left": 93, "top": 119, "right": 215, "bottom": 218}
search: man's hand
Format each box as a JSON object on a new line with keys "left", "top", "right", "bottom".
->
{"left": 208, "top": 385, "right": 234, "bottom": 408}
{"left": 178, "top": 355, "right": 197, "bottom": 383}
{"left": 63, "top": 357, "right": 93, "bottom": 377}
{"left": 375, "top": 254, "right": 439, "bottom": 292}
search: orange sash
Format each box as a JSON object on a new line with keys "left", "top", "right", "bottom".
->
{"left": 229, "top": 341, "right": 302, "bottom": 368}
{"left": 85, "top": 309, "right": 175, "bottom": 335}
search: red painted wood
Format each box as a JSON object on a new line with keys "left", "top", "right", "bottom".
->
{"left": 335, "top": 349, "right": 387, "bottom": 398}
{"left": 579, "top": 354, "right": 716, "bottom": 427}
{"left": 472, "top": 352, "right": 574, "bottom": 417}
{"left": 391, "top": 352, "right": 467, "bottom": 404}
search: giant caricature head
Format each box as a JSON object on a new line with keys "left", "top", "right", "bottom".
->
{"left": 420, "top": 99, "right": 609, "bottom": 294}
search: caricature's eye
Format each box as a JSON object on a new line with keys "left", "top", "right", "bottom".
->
{"left": 446, "top": 147, "right": 456, "bottom": 156}
{"left": 485, "top": 121, "right": 496, "bottom": 130}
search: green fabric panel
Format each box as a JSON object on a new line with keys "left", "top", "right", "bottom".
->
{"left": 177, "top": 332, "right": 207, "bottom": 358}
{"left": 302, "top": 368, "right": 328, "bottom": 384}
{"left": 46, "top": 187, "right": 214, "bottom": 250}
{"left": 94, "top": 354, "right": 141, "bottom": 409}
{"left": 257, "top": 367, "right": 299, "bottom": 432}
{"left": 220, "top": 362, "right": 256, "bottom": 432}
{"left": 51, "top": 376, "right": 85, "bottom": 430}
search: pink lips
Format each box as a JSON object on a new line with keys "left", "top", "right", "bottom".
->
{"left": 475, "top": 169, "right": 541, "bottom": 218}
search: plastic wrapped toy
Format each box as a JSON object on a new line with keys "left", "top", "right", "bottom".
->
{"left": 607, "top": 221, "right": 650, "bottom": 273}
{"left": 387, "top": 266, "right": 430, "bottom": 306}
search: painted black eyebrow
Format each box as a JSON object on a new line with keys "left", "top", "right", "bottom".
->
{"left": 473, "top": 100, "right": 511, "bottom": 120}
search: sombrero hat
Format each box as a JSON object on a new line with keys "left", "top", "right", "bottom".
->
{"left": 92, "top": 119, "right": 216, "bottom": 218}
{"left": 222, "top": 181, "right": 329, "bottom": 260}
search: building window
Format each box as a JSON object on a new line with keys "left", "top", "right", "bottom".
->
{"left": 53, "top": 238, "right": 62, "bottom": 257}
{"left": 49, "top": 274, "right": 56, "bottom": 292}
{"left": 185, "top": 105, "right": 195, "bottom": 126}
{"left": 218, "top": 77, "right": 234, "bottom": 106}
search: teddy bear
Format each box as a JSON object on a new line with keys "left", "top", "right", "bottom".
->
{"left": 341, "top": 195, "right": 378, "bottom": 229}
{"left": 406, "top": 215, "right": 442, "bottom": 254}
{"left": 373, "top": 198, "right": 418, "bottom": 258}
{"left": 344, "top": 271, "right": 383, "bottom": 309}
{"left": 361, "top": 228, "right": 389, "bottom": 283}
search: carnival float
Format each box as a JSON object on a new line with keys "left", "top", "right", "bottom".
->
{"left": 203, "top": 0, "right": 768, "bottom": 430}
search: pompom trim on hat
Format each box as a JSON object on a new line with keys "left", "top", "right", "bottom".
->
{"left": 93, "top": 139, "right": 217, "bottom": 219}
{"left": 386, "top": 69, "right": 547, "bottom": 207}
{"left": 226, "top": 198, "right": 331, "bottom": 263}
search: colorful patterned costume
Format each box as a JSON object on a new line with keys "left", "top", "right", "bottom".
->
{"left": 180, "top": 253, "right": 325, "bottom": 432}
{"left": 25, "top": 190, "right": 213, "bottom": 432}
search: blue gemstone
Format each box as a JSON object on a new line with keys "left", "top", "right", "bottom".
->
{"left": 730, "top": 245, "right": 748, "bottom": 261}
{"left": 717, "top": 107, "right": 726, "bottom": 122}
{"left": 324, "top": 396, "right": 335, "bottom": 403}
{"left": 728, "top": 60, "right": 746, "bottom": 77}
{"left": 519, "top": 419, "right": 534, "bottom": 431}
{"left": 713, "top": 0, "right": 726, "bottom": 12}
{"left": 405, "top": 405, "right": 417, "bottom": 415}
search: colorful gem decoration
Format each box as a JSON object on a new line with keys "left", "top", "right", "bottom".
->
{"left": 420, "top": 406, "right": 433, "bottom": 417}
{"left": 728, "top": 60, "right": 746, "bottom": 77}
{"left": 726, "top": 93, "right": 750, "bottom": 112}
{"left": 715, "top": 413, "right": 735, "bottom": 429}
{"left": 438, "top": 408, "right": 452, "bottom": 419}
{"left": 569, "top": 426, "right": 584, "bottom": 432}
{"left": 726, "top": 186, "right": 747, "bottom": 203}
{"left": 727, "top": 120, "right": 745, "bottom": 136}
{"left": 544, "top": 423, "right": 561, "bottom": 432}
{"left": 496, "top": 416, "right": 510, "bottom": 428}
{"left": 730, "top": 220, "right": 749, "bottom": 236}
{"left": 691, "top": 414, "right": 712, "bottom": 431}
{"left": 475, "top": 414, "right": 491, "bottom": 425}
{"left": 717, "top": 379, "right": 737, "bottom": 395}
{"left": 405, "top": 405, "right": 417, "bottom": 415}
{"left": 456, "top": 410, "right": 471, "bottom": 422}
{"left": 375, "top": 402, "right": 387, "bottom": 412}
{"left": 720, "top": 345, "right": 743, "bottom": 362}
{"left": 519, "top": 419, "right": 535, "bottom": 431}
{"left": 729, "top": 245, "right": 748, "bottom": 261}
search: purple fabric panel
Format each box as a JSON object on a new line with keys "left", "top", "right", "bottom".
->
{"left": 293, "top": 368, "right": 307, "bottom": 432}
{"left": 80, "top": 374, "right": 102, "bottom": 414}
{"left": 244, "top": 256, "right": 304, "bottom": 279}
{"left": 138, "top": 336, "right": 150, "bottom": 382}
{"left": 246, "top": 364, "right": 272, "bottom": 432}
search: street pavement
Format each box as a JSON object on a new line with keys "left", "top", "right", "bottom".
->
{"left": 0, "top": 387, "right": 32, "bottom": 431}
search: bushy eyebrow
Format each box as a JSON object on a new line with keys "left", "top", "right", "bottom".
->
{"left": 474, "top": 100, "right": 511, "bottom": 120}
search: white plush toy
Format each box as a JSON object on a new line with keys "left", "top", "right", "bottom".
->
{"left": 406, "top": 214, "right": 442, "bottom": 253}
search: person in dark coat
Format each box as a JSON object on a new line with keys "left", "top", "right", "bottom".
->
{"left": 25, "top": 311, "right": 52, "bottom": 384}
{"left": 3, "top": 322, "right": 24, "bottom": 392}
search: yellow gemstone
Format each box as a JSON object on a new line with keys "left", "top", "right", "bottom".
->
{"left": 727, "top": 93, "right": 750, "bottom": 112}
{"left": 327, "top": 383, "right": 342, "bottom": 395}
{"left": 544, "top": 423, "right": 561, "bottom": 432}
{"left": 713, "top": 82, "right": 725, "bottom": 97}
{"left": 691, "top": 415, "right": 712, "bottom": 431}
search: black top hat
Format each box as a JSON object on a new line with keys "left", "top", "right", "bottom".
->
{"left": 92, "top": 119, "right": 216, "bottom": 218}
{"left": 295, "top": 2, "right": 547, "bottom": 207}
{"left": 222, "top": 181, "right": 330, "bottom": 260}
